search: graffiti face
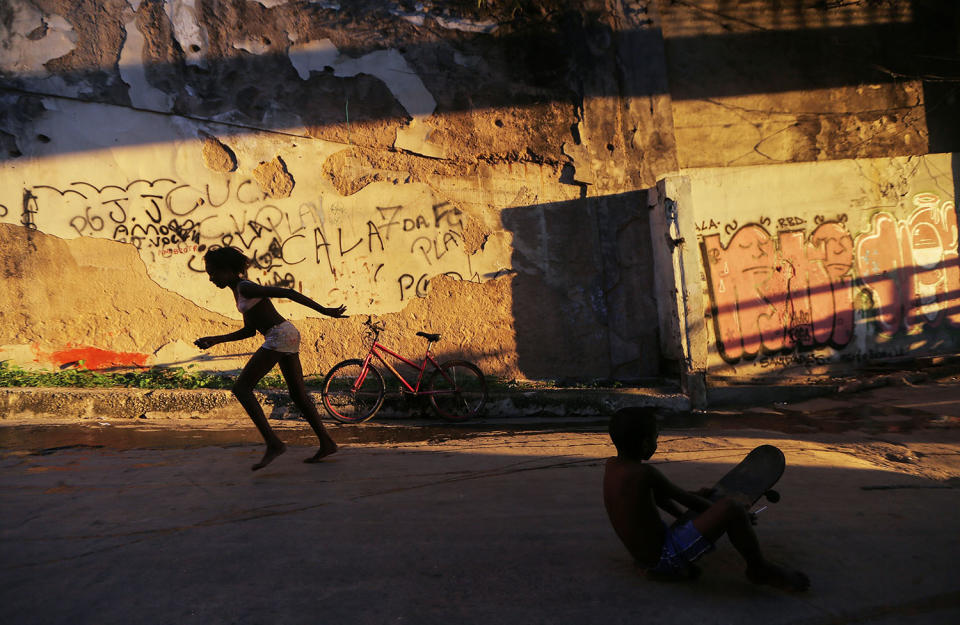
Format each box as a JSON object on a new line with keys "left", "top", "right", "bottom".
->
{"left": 702, "top": 224, "right": 791, "bottom": 361}
{"left": 807, "top": 222, "right": 854, "bottom": 346}
{"left": 703, "top": 193, "right": 959, "bottom": 364}
{"left": 855, "top": 193, "right": 960, "bottom": 334}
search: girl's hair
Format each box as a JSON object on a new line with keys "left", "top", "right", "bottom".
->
{"left": 608, "top": 407, "right": 658, "bottom": 459}
{"left": 204, "top": 246, "right": 249, "bottom": 274}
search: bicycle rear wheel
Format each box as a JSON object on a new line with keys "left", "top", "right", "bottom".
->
{"left": 428, "top": 360, "right": 488, "bottom": 422}
{"left": 321, "top": 359, "right": 386, "bottom": 423}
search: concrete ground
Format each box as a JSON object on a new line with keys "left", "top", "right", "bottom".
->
{"left": 2, "top": 380, "right": 960, "bottom": 625}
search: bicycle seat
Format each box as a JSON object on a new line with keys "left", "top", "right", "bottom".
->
{"left": 417, "top": 331, "right": 441, "bottom": 342}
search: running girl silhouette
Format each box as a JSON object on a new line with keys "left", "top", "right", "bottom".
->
{"left": 194, "top": 246, "right": 347, "bottom": 470}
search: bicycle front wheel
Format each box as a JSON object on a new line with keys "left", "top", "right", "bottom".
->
{"left": 321, "top": 359, "right": 386, "bottom": 424}
{"left": 428, "top": 360, "right": 488, "bottom": 422}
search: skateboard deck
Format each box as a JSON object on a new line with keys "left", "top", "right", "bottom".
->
{"left": 707, "top": 444, "right": 785, "bottom": 509}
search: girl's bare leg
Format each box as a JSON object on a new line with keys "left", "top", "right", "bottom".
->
{"left": 278, "top": 353, "right": 338, "bottom": 462}
{"left": 233, "top": 348, "right": 287, "bottom": 470}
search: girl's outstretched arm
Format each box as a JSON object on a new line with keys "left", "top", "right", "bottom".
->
{"left": 238, "top": 283, "right": 347, "bottom": 318}
{"left": 195, "top": 326, "right": 257, "bottom": 349}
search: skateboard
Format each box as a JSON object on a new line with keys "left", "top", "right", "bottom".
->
{"left": 694, "top": 444, "right": 785, "bottom": 520}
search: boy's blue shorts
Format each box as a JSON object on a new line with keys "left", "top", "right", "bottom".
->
{"left": 647, "top": 520, "right": 715, "bottom": 575}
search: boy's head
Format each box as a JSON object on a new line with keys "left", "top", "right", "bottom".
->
{"left": 608, "top": 407, "right": 659, "bottom": 460}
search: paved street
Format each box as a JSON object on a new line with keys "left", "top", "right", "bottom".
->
{"left": 2, "top": 380, "right": 960, "bottom": 625}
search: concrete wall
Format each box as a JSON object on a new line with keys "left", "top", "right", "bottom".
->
{"left": 659, "top": 153, "right": 960, "bottom": 379}
{"left": 1, "top": 0, "right": 956, "bottom": 383}
{"left": 0, "top": 0, "right": 665, "bottom": 381}
{"left": 658, "top": 0, "right": 956, "bottom": 167}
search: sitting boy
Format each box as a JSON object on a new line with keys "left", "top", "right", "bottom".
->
{"left": 603, "top": 407, "right": 809, "bottom": 591}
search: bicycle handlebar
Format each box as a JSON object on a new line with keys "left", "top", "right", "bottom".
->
{"left": 363, "top": 317, "right": 386, "bottom": 336}
{"left": 363, "top": 318, "right": 438, "bottom": 344}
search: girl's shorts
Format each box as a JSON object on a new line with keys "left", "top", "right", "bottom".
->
{"left": 262, "top": 321, "right": 300, "bottom": 353}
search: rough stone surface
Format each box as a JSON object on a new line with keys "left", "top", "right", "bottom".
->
{"left": 252, "top": 155, "right": 295, "bottom": 198}
{"left": 200, "top": 135, "right": 237, "bottom": 172}
{"left": 0, "top": 223, "right": 239, "bottom": 368}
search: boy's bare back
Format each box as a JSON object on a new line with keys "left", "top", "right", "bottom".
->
{"left": 603, "top": 458, "right": 666, "bottom": 567}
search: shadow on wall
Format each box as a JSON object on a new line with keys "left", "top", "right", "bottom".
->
{"left": 0, "top": 1, "right": 957, "bottom": 160}
{"left": 955, "top": 153, "right": 960, "bottom": 234}
{"left": 500, "top": 190, "right": 659, "bottom": 382}
{"left": 703, "top": 268, "right": 960, "bottom": 373}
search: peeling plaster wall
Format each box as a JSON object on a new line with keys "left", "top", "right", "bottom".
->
{"left": 0, "top": 0, "right": 665, "bottom": 381}
{"left": 0, "top": 0, "right": 954, "bottom": 382}
{"left": 675, "top": 153, "right": 960, "bottom": 379}
{"left": 0, "top": 96, "right": 541, "bottom": 377}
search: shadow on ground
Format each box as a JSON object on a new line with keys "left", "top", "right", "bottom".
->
{"left": 1, "top": 430, "right": 958, "bottom": 625}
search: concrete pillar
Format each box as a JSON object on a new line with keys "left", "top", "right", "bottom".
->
{"left": 649, "top": 176, "right": 708, "bottom": 408}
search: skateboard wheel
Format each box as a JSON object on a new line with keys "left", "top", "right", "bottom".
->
{"left": 764, "top": 489, "right": 781, "bottom": 503}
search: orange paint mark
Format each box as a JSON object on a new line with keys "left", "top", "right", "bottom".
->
{"left": 49, "top": 346, "right": 149, "bottom": 370}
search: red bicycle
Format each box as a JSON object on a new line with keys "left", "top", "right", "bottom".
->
{"left": 320, "top": 320, "right": 488, "bottom": 423}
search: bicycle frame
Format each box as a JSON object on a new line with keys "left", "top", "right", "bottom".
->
{"left": 321, "top": 322, "right": 488, "bottom": 424}
{"left": 354, "top": 338, "right": 446, "bottom": 396}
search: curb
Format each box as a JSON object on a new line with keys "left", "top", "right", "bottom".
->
{"left": 0, "top": 385, "right": 689, "bottom": 424}
{"left": 3, "top": 366, "right": 944, "bottom": 425}
{"left": 706, "top": 383, "right": 838, "bottom": 407}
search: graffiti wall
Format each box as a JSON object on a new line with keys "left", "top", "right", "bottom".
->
{"left": 0, "top": 0, "right": 674, "bottom": 380}
{"left": 10, "top": 152, "right": 507, "bottom": 320}
{"left": 686, "top": 154, "right": 960, "bottom": 376}
{"left": 0, "top": 105, "right": 525, "bottom": 374}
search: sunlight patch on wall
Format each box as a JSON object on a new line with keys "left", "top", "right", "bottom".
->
{"left": 0, "top": 98, "right": 513, "bottom": 321}
{"left": 660, "top": 0, "right": 913, "bottom": 37}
